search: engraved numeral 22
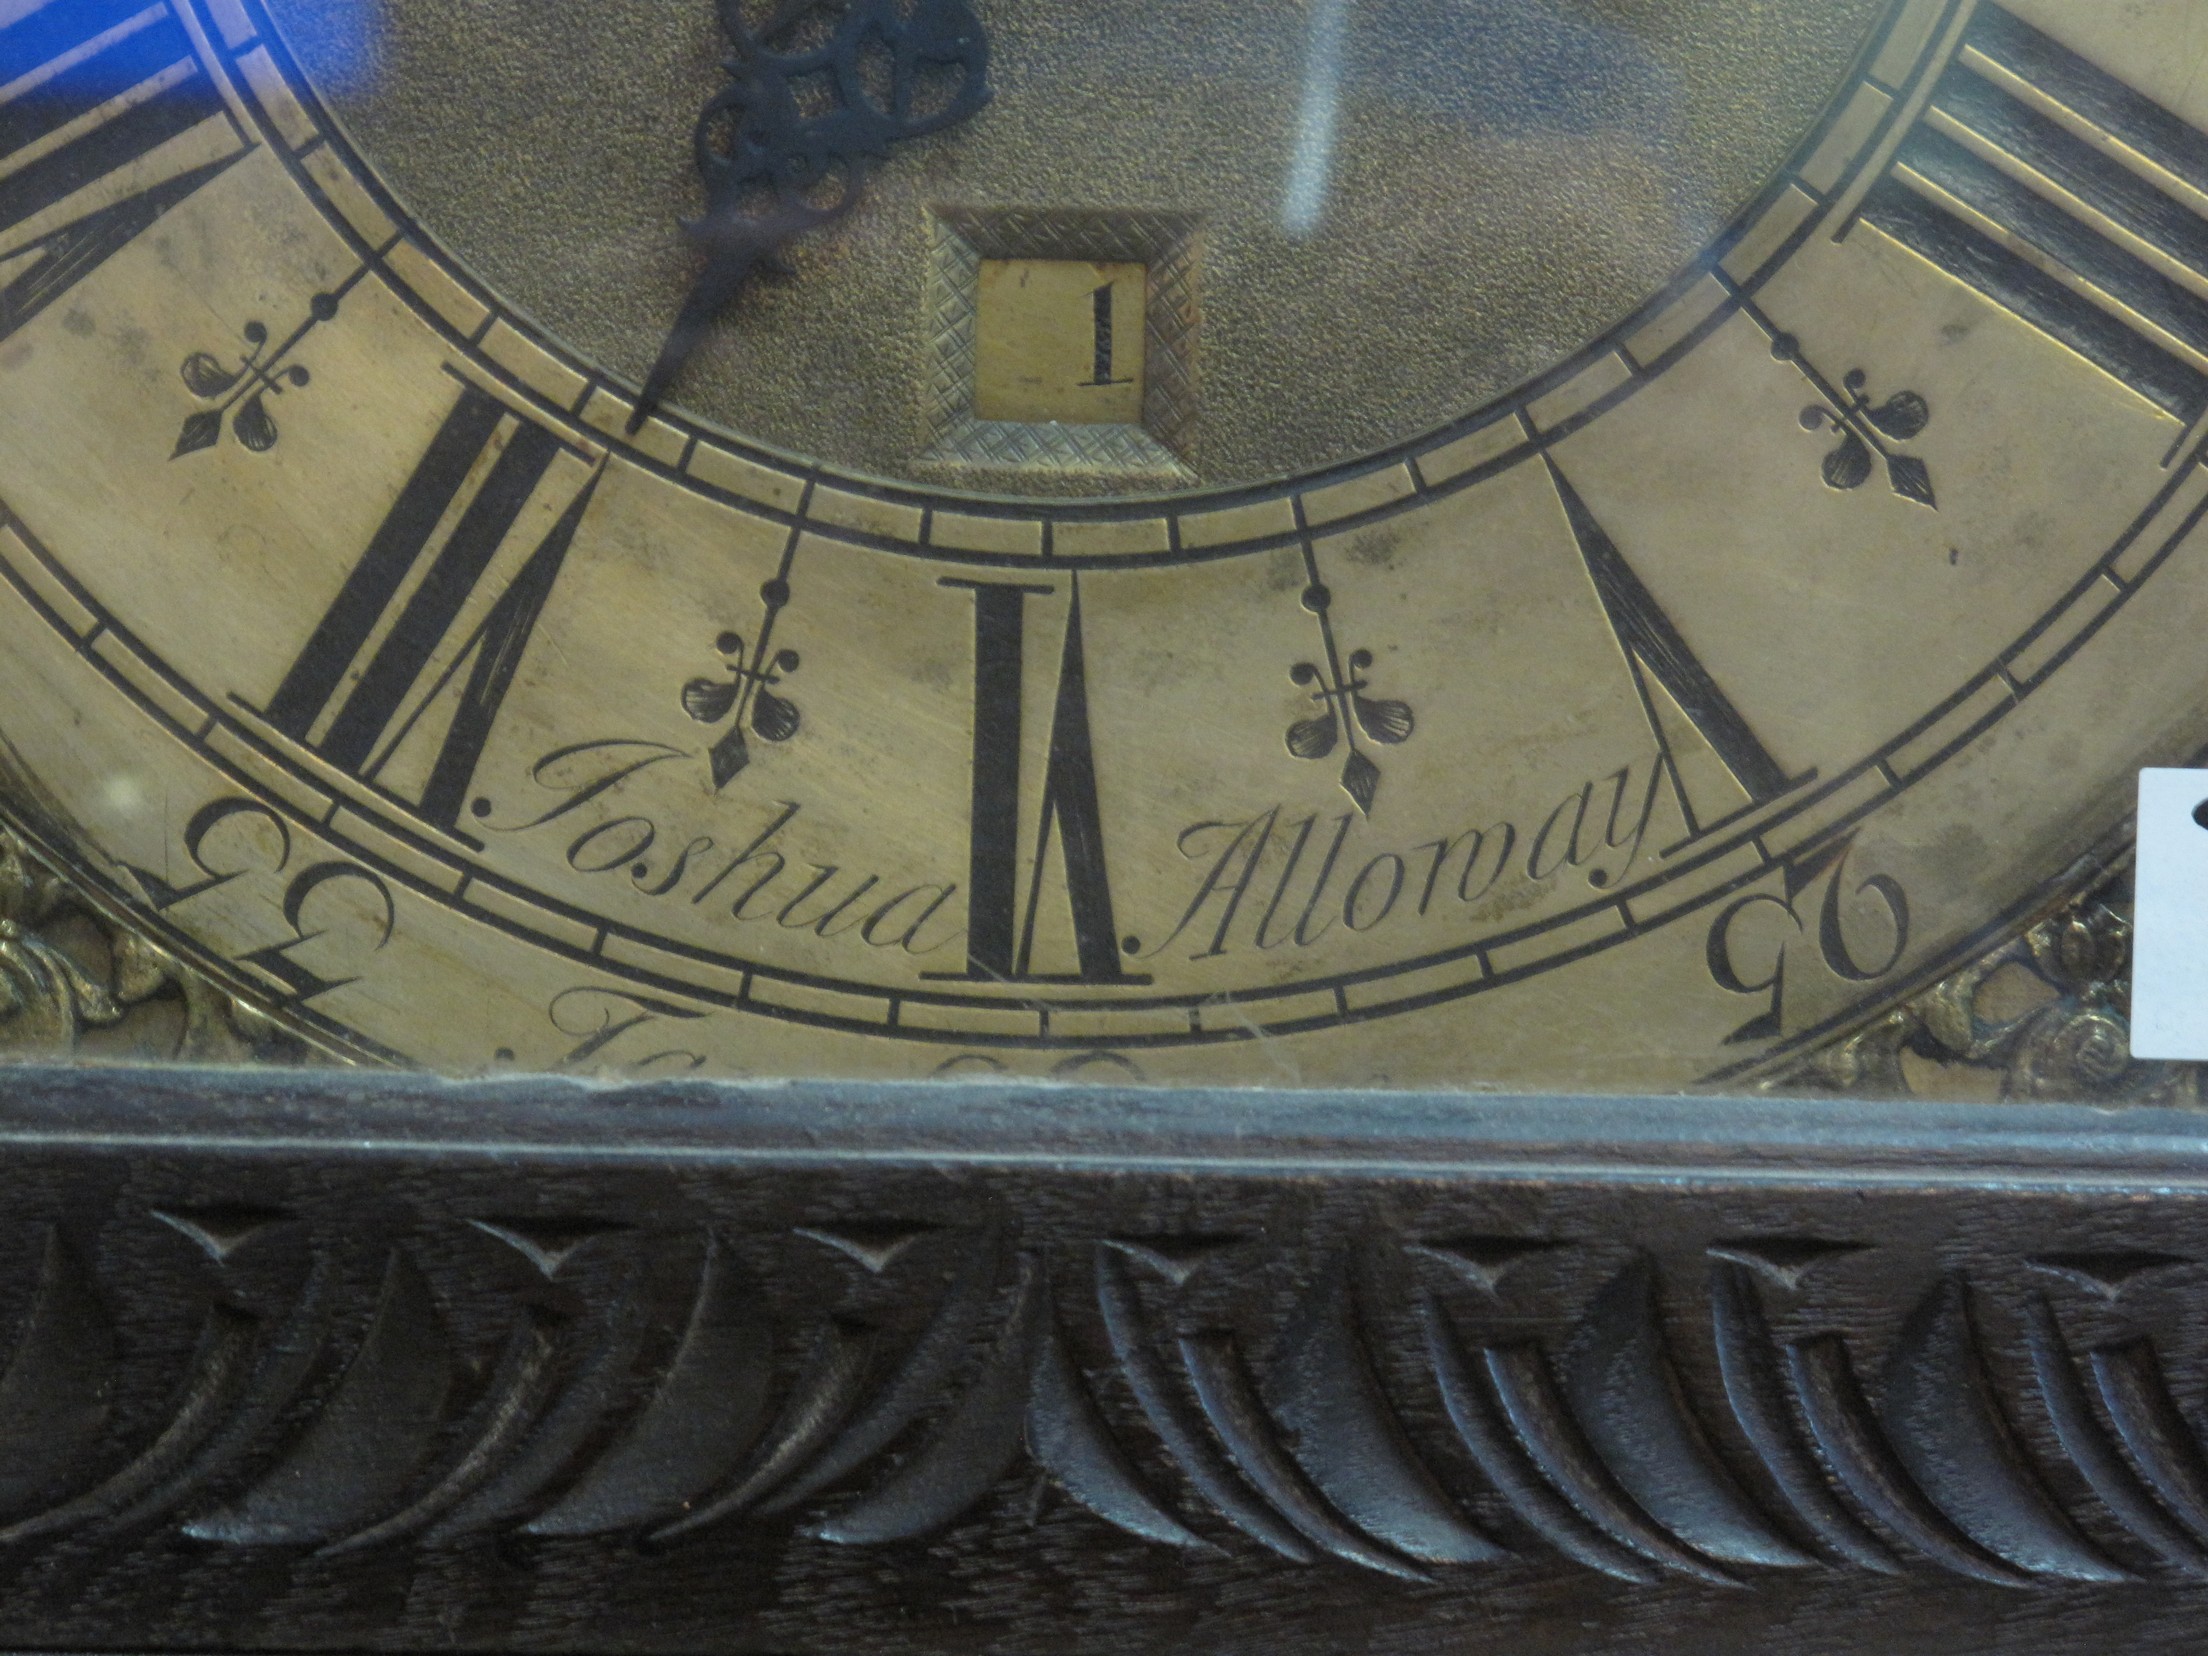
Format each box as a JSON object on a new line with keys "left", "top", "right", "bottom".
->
{"left": 264, "top": 384, "right": 598, "bottom": 832}
{"left": 1, "top": 0, "right": 246, "bottom": 342}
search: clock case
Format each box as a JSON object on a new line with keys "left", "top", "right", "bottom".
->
{"left": 6, "top": 0, "right": 2208, "bottom": 1646}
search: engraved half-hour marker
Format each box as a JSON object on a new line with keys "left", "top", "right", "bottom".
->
{"left": 0, "top": 0, "right": 245, "bottom": 342}
{"left": 1282, "top": 572, "right": 1413, "bottom": 818}
{"left": 1861, "top": 4, "right": 2208, "bottom": 420}
{"left": 262, "top": 384, "right": 599, "bottom": 832}
{"left": 679, "top": 548, "right": 805, "bottom": 793}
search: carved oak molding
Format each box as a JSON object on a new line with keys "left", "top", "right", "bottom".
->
{"left": 0, "top": 1075, "right": 2179, "bottom": 1652}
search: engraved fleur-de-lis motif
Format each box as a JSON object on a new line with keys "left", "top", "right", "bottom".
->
{"left": 681, "top": 575, "right": 802, "bottom": 788}
{"left": 1770, "top": 332, "right": 1936, "bottom": 508}
{"left": 1285, "top": 582, "right": 1414, "bottom": 816}
{"left": 172, "top": 291, "right": 341, "bottom": 460}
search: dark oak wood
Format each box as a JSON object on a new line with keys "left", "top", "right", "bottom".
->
{"left": 0, "top": 1070, "right": 2194, "bottom": 1651}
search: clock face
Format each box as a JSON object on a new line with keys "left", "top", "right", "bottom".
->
{"left": 1, "top": 0, "right": 2203, "bottom": 1087}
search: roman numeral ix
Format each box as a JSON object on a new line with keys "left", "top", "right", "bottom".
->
{"left": 1, "top": 0, "right": 246, "bottom": 342}
{"left": 1863, "top": 4, "right": 2208, "bottom": 421}
{"left": 263, "top": 383, "right": 598, "bottom": 832}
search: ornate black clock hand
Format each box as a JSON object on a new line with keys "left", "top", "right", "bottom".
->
{"left": 629, "top": 0, "right": 993, "bottom": 433}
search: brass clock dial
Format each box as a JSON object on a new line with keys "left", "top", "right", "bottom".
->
{"left": 1, "top": 0, "right": 2202, "bottom": 1088}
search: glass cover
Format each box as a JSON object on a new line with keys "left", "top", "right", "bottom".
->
{"left": 0, "top": 0, "right": 2196, "bottom": 1097}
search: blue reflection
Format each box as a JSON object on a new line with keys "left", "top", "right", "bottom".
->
{"left": 255, "top": 0, "right": 382, "bottom": 95}
{"left": 0, "top": 0, "right": 379, "bottom": 108}
{"left": 1, "top": 0, "right": 187, "bottom": 109}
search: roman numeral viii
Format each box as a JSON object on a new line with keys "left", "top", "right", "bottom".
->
{"left": 1863, "top": 4, "right": 2208, "bottom": 420}
{"left": 264, "top": 384, "right": 599, "bottom": 831}
{"left": 1, "top": 0, "right": 246, "bottom": 342}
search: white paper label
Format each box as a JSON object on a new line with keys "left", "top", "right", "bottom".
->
{"left": 2128, "top": 768, "right": 2208, "bottom": 1059}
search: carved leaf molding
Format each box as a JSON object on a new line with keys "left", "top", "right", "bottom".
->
{"left": 0, "top": 1209, "right": 2181, "bottom": 1590}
